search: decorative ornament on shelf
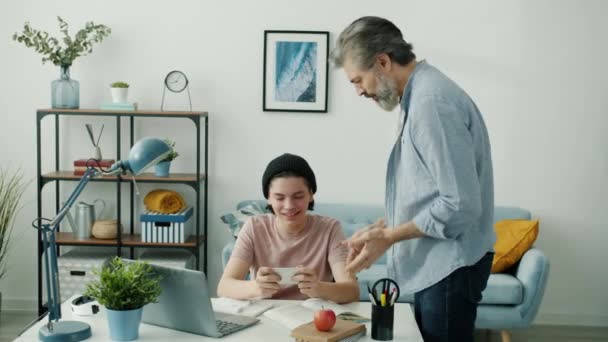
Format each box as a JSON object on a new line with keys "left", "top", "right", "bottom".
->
{"left": 155, "top": 139, "right": 179, "bottom": 177}
{"left": 12, "top": 16, "right": 111, "bottom": 109}
{"left": 110, "top": 81, "right": 129, "bottom": 104}
{"left": 161, "top": 70, "right": 192, "bottom": 111}
{"left": 85, "top": 123, "right": 104, "bottom": 160}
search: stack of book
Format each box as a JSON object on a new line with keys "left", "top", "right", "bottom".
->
{"left": 140, "top": 207, "right": 193, "bottom": 243}
{"left": 99, "top": 102, "right": 138, "bottom": 111}
{"left": 73, "top": 159, "right": 115, "bottom": 176}
{"left": 263, "top": 298, "right": 368, "bottom": 341}
{"left": 291, "top": 319, "right": 366, "bottom": 342}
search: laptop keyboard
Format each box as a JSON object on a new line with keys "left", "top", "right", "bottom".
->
{"left": 216, "top": 320, "right": 243, "bottom": 335}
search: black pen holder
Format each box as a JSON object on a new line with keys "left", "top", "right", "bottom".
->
{"left": 371, "top": 303, "right": 394, "bottom": 341}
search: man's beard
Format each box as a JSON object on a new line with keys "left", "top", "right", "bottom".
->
{"left": 375, "top": 74, "right": 400, "bottom": 112}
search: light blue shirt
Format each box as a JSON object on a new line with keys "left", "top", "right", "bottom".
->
{"left": 386, "top": 60, "right": 495, "bottom": 294}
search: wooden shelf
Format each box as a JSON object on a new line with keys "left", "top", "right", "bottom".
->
{"left": 36, "top": 107, "right": 209, "bottom": 315}
{"left": 37, "top": 108, "right": 207, "bottom": 117}
{"left": 41, "top": 171, "right": 205, "bottom": 183}
{"left": 122, "top": 234, "right": 205, "bottom": 248}
{"left": 54, "top": 232, "right": 204, "bottom": 248}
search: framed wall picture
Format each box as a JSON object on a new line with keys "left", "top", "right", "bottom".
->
{"left": 263, "top": 30, "right": 329, "bottom": 113}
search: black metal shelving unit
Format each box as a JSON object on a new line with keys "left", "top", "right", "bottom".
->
{"left": 35, "top": 108, "right": 208, "bottom": 315}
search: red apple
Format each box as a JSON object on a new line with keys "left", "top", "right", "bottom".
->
{"left": 314, "top": 308, "right": 336, "bottom": 332}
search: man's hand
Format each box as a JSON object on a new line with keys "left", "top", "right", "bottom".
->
{"left": 342, "top": 219, "right": 385, "bottom": 268}
{"left": 293, "top": 266, "right": 322, "bottom": 298}
{"left": 252, "top": 267, "right": 281, "bottom": 298}
{"left": 344, "top": 220, "right": 395, "bottom": 274}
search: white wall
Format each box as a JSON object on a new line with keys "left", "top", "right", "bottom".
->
{"left": 1, "top": 0, "right": 607, "bottom": 326}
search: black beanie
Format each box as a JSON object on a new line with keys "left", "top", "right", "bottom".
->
{"left": 262, "top": 153, "right": 317, "bottom": 199}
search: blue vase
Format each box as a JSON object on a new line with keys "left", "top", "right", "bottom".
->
{"left": 155, "top": 161, "right": 171, "bottom": 177}
{"left": 51, "top": 65, "right": 80, "bottom": 109}
{"left": 106, "top": 307, "right": 143, "bottom": 341}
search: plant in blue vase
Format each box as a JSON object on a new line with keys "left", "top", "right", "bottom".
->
{"left": 12, "top": 16, "right": 111, "bottom": 109}
{"left": 84, "top": 257, "right": 162, "bottom": 341}
{"left": 155, "top": 139, "right": 179, "bottom": 177}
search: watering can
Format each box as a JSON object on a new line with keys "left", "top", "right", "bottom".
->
{"left": 64, "top": 199, "right": 106, "bottom": 239}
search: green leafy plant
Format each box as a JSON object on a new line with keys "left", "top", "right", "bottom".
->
{"left": 110, "top": 81, "right": 129, "bottom": 88}
{"left": 84, "top": 257, "right": 162, "bottom": 310}
{"left": 161, "top": 139, "right": 179, "bottom": 162}
{"left": 12, "top": 16, "right": 111, "bottom": 66}
{"left": 0, "top": 167, "right": 28, "bottom": 280}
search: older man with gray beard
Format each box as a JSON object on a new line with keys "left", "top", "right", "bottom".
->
{"left": 331, "top": 16, "right": 496, "bottom": 342}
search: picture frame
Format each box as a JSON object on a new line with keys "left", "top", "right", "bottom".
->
{"left": 263, "top": 30, "right": 329, "bottom": 113}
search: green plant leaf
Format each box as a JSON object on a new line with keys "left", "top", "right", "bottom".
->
{"left": 0, "top": 167, "right": 29, "bottom": 279}
{"left": 12, "top": 17, "right": 111, "bottom": 66}
{"left": 84, "top": 257, "right": 162, "bottom": 310}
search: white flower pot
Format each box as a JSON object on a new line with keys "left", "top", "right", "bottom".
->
{"left": 111, "top": 87, "right": 129, "bottom": 103}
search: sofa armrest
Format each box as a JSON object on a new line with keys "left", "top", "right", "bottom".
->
{"left": 513, "top": 247, "right": 550, "bottom": 326}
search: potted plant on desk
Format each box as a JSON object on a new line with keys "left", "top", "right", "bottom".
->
{"left": 154, "top": 139, "right": 179, "bottom": 177}
{"left": 84, "top": 257, "right": 162, "bottom": 341}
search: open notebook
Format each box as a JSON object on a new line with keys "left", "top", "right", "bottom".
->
{"left": 263, "top": 298, "right": 369, "bottom": 330}
{"left": 211, "top": 297, "right": 274, "bottom": 317}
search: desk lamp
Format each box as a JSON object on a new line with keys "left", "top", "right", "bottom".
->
{"left": 33, "top": 137, "right": 171, "bottom": 341}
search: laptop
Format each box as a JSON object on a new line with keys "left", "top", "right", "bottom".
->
{"left": 122, "top": 259, "right": 259, "bottom": 337}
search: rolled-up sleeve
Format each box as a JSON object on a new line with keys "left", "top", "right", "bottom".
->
{"left": 410, "top": 96, "right": 482, "bottom": 239}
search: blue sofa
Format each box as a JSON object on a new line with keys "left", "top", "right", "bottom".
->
{"left": 222, "top": 200, "right": 550, "bottom": 340}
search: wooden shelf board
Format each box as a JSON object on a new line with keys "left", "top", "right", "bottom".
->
{"left": 122, "top": 234, "right": 204, "bottom": 247}
{"left": 42, "top": 171, "right": 205, "bottom": 183}
{"left": 54, "top": 232, "right": 204, "bottom": 247}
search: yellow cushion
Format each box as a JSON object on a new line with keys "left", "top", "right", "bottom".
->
{"left": 491, "top": 219, "right": 539, "bottom": 273}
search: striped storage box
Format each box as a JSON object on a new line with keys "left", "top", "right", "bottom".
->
{"left": 52, "top": 248, "right": 114, "bottom": 303}
{"left": 140, "top": 207, "right": 193, "bottom": 243}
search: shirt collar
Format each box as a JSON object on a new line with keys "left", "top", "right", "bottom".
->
{"left": 400, "top": 59, "right": 427, "bottom": 114}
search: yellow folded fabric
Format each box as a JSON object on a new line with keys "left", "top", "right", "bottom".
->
{"left": 144, "top": 189, "right": 186, "bottom": 214}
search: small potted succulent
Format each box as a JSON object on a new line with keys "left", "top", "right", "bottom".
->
{"left": 110, "top": 81, "right": 129, "bottom": 103}
{"left": 155, "top": 139, "right": 179, "bottom": 177}
{"left": 84, "top": 257, "right": 162, "bottom": 341}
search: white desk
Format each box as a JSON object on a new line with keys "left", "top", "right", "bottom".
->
{"left": 17, "top": 298, "right": 423, "bottom": 341}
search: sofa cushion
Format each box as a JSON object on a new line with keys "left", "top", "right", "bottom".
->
{"left": 492, "top": 220, "right": 539, "bottom": 273}
{"left": 481, "top": 274, "right": 523, "bottom": 305}
{"left": 220, "top": 202, "right": 268, "bottom": 238}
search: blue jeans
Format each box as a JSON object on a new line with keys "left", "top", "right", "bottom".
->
{"left": 414, "top": 252, "right": 493, "bottom": 342}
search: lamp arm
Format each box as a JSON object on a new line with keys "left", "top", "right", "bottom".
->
{"left": 39, "top": 166, "right": 98, "bottom": 324}
{"left": 48, "top": 167, "right": 99, "bottom": 227}
{"left": 100, "top": 160, "right": 129, "bottom": 176}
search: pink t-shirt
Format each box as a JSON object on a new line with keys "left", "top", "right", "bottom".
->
{"left": 231, "top": 213, "right": 348, "bottom": 300}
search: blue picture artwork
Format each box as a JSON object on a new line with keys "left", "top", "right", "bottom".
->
{"left": 274, "top": 41, "right": 317, "bottom": 102}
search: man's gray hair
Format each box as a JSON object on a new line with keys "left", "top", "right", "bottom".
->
{"left": 330, "top": 16, "right": 416, "bottom": 70}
